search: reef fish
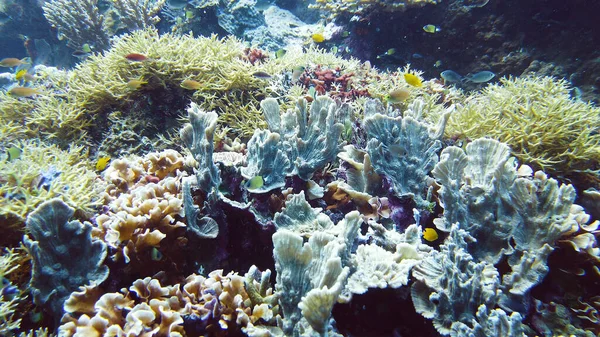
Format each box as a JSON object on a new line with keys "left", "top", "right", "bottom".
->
{"left": 124, "top": 53, "right": 149, "bottom": 61}
{"left": 423, "top": 24, "right": 441, "bottom": 34}
{"left": 245, "top": 176, "right": 264, "bottom": 190}
{"left": 166, "top": 0, "right": 190, "bottom": 9}
{"left": 386, "top": 88, "right": 410, "bottom": 103}
{"left": 8, "top": 86, "right": 39, "bottom": 97}
{"left": 312, "top": 33, "right": 326, "bottom": 43}
{"left": 95, "top": 157, "right": 111, "bottom": 171}
{"left": 464, "top": 71, "right": 495, "bottom": 83}
{"left": 440, "top": 70, "right": 463, "bottom": 83}
{"left": 181, "top": 79, "right": 203, "bottom": 90}
{"left": 423, "top": 228, "right": 439, "bottom": 242}
{"left": 127, "top": 79, "right": 147, "bottom": 89}
{"left": 252, "top": 71, "right": 272, "bottom": 79}
{"left": 403, "top": 73, "right": 423, "bottom": 87}
{"left": 6, "top": 146, "right": 21, "bottom": 161}
{"left": 0, "top": 57, "right": 28, "bottom": 67}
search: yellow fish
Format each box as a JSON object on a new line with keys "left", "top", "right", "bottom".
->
{"left": 6, "top": 146, "right": 21, "bottom": 161}
{"left": 423, "top": 24, "right": 441, "bottom": 34}
{"left": 95, "top": 156, "right": 111, "bottom": 171}
{"left": 312, "top": 33, "right": 326, "bottom": 43}
{"left": 245, "top": 176, "right": 264, "bottom": 190}
{"left": 127, "top": 79, "right": 147, "bottom": 90}
{"left": 8, "top": 86, "right": 39, "bottom": 97}
{"left": 15, "top": 68, "right": 28, "bottom": 81}
{"left": 404, "top": 73, "right": 423, "bottom": 87}
{"left": 181, "top": 79, "right": 203, "bottom": 90}
{"left": 423, "top": 228, "right": 439, "bottom": 242}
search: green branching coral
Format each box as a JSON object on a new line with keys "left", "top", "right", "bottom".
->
{"left": 446, "top": 76, "right": 600, "bottom": 181}
{"left": 0, "top": 140, "right": 99, "bottom": 225}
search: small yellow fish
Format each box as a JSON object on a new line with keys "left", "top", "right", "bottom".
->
{"left": 185, "top": 10, "right": 195, "bottom": 19}
{"left": 8, "top": 86, "right": 39, "bottom": 97}
{"left": 423, "top": 24, "right": 441, "bottom": 34}
{"left": 312, "top": 33, "right": 326, "bottom": 43}
{"left": 127, "top": 79, "right": 147, "bottom": 90}
{"left": 15, "top": 68, "right": 28, "bottom": 81}
{"left": 6, "top": 146, "right": 21, "bottom": 161}
{"left": 81, "top": 44, "right": 92, "bottom": 53}
{"left": 423, "top": 228, "right": 439, "bottom": 242}
{"left": 95, "top": 156, "right": 111, "bottom": 171}
{"left": 275, "top": 48, "right": 286, "bottom": 58}
{"left": 245, "top": 175, "right": 264, "bottom": 190}
{"left": 404, "top": 73, "right": 423, "bottom": 87}
{"left": 386, "top": 88, "right": 410, "bottom": 103}
{"left": 181, "top": 79, "right": 203, "bottom": 90}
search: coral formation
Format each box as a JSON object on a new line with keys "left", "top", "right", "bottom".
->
{"left": 446, "top": 76, "right": 600, "bottom": 182}
{"left": 23, "top": 199, "right": 109, "bottom": 317}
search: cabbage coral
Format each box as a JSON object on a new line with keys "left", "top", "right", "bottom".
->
{"left": 446, "top": 76, "right": 600, "bottom": 181}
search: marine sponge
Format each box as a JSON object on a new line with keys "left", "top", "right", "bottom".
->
{"left": 446, "top": 76, "right": 600, "bottom": 182}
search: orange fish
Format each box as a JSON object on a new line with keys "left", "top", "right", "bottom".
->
{"left": 8, "top": 87, "right": 40, "bottom": 97}
{"left": 124, "top": 53, "right": 149, "bottom": 61}
{"left": 0, "top": 58, "right": 27, "bottom": 67}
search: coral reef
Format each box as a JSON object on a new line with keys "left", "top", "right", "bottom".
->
{"left": 446, "top": 76, "right": 600, "bottom": 183}
{"left": 23, "top": 199, "right": 109, "bottom": 318}
{"left": 310, "top": 0, "right": 441, "bottom": 18}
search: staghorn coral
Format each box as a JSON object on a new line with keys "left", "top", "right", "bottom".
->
{"left": 42, "top": 0, "right": 111, "bottom": 50}
{"left": 0, "top": 140, "right": 99, "bottom": 225}
{"left": 59, "top": 267, "right": 279, "bottom": 336}
{"left": 0, "top": 248, "right": 21, "bottom": 335}
{"left": 110, "top": 0, "right": 166, "bottom": 32}
{"left": 446, "top": 76, "right": 600, "bottom": 181}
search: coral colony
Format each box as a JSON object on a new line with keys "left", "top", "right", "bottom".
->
{"left": 0, "top": 0, "right": 599, "bottom": 337}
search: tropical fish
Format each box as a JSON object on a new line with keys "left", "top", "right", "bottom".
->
{"left": 245, "top": 175, "right": 264, "bottom": 190}
{"left": 81, "top": 43, "right": 92, "bottom": 53}
{"left": 15, "top": 68, "right": 28, "bottom": 81}
{"left": 412, "top": 53, "right": 423, "bottom": 59}
{"left": 72, "top": 50, "right": 92, "bottom": 59}
{"left": 464, "top": 71, "right": 495, "bottom": 83}
{"left": 312, "top": 33, "right": 326, "bottom": 43}
{"left": 0, "top": 57, "right": 28, "bottom": 67}
{"left": 403, "top": 73, "right": 423, "bottom": 87}
{"left": 8, "top": 86, "right": 39, "bottom": 97}
{"left": 377, "top": 48, "right": 397, "bottom": 59}
{"left": 423, "top": 24, "right": 441, "bottom": 34}
{"left": 440, "top": 70, "right": 463, "bottom": 83}
{"left": 423, "top": 227, "right": 439, "bottom": 242}
{"left": 386, "top": 88, "right": 410, "bottom": 103}
{"left": 151, "top": 247, "right": 163, "bottom": 260}
{"left": 95, "top": 156, "right": 111, "bottom": 171}
{"left": 185, "top": 10, "right": 195, "bottom": 19}
{"left": 291, "top": 66, "right": 305, "bottom": 82}
{"left": 275, "top": 48, "right": 286, "bottom": 58}
{"left": 341, "top": 31, "right": 350, "bottom": 38}
{"left": 434, "top": 60, "right": 443, "bottom": 68}
{"left": 127, "top": 79, "right": 147, "bottom": 89}
{"left": 6, "top": 146, "right": 21, "bottom": 161}
{"left": 307, "top": 86, "right": 316, "bottom": 99}
{"left": 167, "top": 0, "right": 189, "bottom": 9}
{"left": 252, "top": 71, "right": 272, "bottom": 79}
{"left": 124, "top": 53, "right": 149, "bottom": 61}
{"left": 181, "top": 79, "right": 203, "bottom": 90}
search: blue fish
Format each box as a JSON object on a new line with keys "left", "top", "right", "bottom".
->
{"left": 440, "top": 70, "right": 463, "bottom": 83}
{"left": 464, "top": 71, "right": 495, "bottom": 83}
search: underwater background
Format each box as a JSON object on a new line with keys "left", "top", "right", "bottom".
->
{"left": 0, "top": 0, "right": 599, "bottom": 336}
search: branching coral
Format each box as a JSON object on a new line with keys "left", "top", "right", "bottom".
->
{"left": 0, "top": 140, "right": 99, "bottom": 225}
{"left": 446, "top": 76, "right": 600, "bottom": 181}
